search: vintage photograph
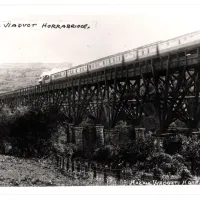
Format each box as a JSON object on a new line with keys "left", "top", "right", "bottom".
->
{"left": 0, "top": 3, "right": 199, "bottom": 188}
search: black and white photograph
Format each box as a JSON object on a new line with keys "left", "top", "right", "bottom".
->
{"left": 0, "top": 2, "right": 200, "bottom": 197}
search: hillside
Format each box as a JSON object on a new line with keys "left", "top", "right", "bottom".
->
{"left": 0, "top": 63, "right": 72, "bottom": 93}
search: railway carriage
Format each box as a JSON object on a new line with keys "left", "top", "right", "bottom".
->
{"left": 158, "top": 31, "right": 200, "bottom": 54}
{"left": 124, "top": 50, "right": 137, "bottom": 63}
{"left": 38, "top": 30, "right": 200, "bottom": 85}
{"left": 67, "top": 64, "right": 88, "bottom": 77}
{"left": 88, "top": 54, "right": 123, "bottom": 73}
{"left": 137, "top": 43, "right": 158, "bottom": 59}
{"left": 51, "top": 70, "right": 67, "bottom": 82}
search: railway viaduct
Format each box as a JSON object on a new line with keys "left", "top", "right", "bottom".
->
{"left": 0, "top": 44, "right": 200, "bottom": 144}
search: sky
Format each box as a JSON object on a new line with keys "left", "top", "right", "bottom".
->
{"left": 0, "top": 4, "right": 200, "bottom": 66}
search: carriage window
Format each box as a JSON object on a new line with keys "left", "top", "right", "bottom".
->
{"left": 103, "top": 61, "right": 105, "bottom": 65}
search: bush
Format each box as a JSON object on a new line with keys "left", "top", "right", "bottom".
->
{"left": 148, "top": 152, "right": 185, "bottom": 175}
{"left": 163, "top": 134, "right": 184, "bottom": 155}
{"left": 153, "top": 168, "right": 163, "bottom": 181}
{"left": 179, "top": 135, "right": 200, "bottom": 175}
{"left": 93, "top": 145, "right": 120, "bottom": 163}
{"left": 117, "top": 135, "right": 155, "bottom": 165}
{"left": 151, "top": 152, "right": 173, "bottom": 165}
{"left": 180, "top": 168, "right": 192, "bottom": 181}
{"left": 0, "top": 105, "right": 67, "bottom": 158}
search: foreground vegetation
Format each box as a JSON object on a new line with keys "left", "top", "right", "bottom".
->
{"left": 0, "top": 154, "right": 112, "bottom": 186}
{"left": 0, "top": 105, "right": 200, "bottom": 184}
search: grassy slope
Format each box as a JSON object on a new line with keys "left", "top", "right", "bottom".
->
{"left": 0, "top": 63, "right": 72, "bottom": 93}
{"left": 0, "top": 154, "right": 113, "bottom": 186}
{"left": 0, "top": 154, "right": 76, "bottom": 186}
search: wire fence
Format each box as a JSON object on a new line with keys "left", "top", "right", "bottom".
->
{"left": 54, "top": 155, "right": 154, "bottom": 185}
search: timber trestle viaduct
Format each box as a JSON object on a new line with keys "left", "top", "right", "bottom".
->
{"left": 0, "top": 44, "right": 200, "bottom": 141}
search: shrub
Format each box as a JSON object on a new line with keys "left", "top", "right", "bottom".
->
{"left": 0, "top": 105, "right": 67, "bottom": 158}
{"left": 148, "top": 152, "right": 185, "bottom": 175}
{"left": 151, "top": 152, "right": 173, "bottom": 165}
{"left": 163, "top": 134, "right": 184, "bottom": 155}
{"left": 93, "top": 145, "right": 119, "bottom": 163}
{"left": 153, "top": 168, "right": 163, "bottom": 181}
{"left": 180, "top": 168, "right": 192, "bottom": 181}
{"left": 118, "top": 135, "right": 155, "bottom": 164}
{"left": 179, "top": 135, "right": 200, "bottom": 175}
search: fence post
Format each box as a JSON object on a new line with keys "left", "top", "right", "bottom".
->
{"left": 84, "top": 161, "right": 88, "bottom": 177}
{"left": 56, "top": 156, "right": 59, "bottom": 167}
{"left": 61, "top": 157, "right": 63, "bottom": 170}
{"left": 77, "top": 161, "right": 81, "bottom": 173}
{"left": 88, "top": 162, "right": 91, "bottom": 173}
{"left": 123, "top": 168, "right": 126, "bottom": 183}
{"left": 57, "top": 156, "right": 60, "bottom": 168}
{"left": 93, "top": 163, "right": 97, "bottom": 179}
{"left": 66, "top": 157, "right": 69, "bottom": 171}
{"left": 59, "top": 156, "right": 62, "bottom": 169}
{"left": 59, "top": 156, "right": 61, "bottom": 169}
{"left": 116, "top": 168, "right": 121, "bottom": 185}
{"left": 68, "top": 157, "right": 72, "bottom": 175}
{"left": 62, "top": 157, "right": 65, "bottom": 171}
{"left": 81, "top": 162, "right": 85, "bottom": 177}
{"left": 104, "top": 165, "right": 108, "bottom": 185}
{"left": 72, "top": 159, "right": 75, "bottom": 172}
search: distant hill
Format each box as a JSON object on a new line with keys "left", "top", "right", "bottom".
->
{"left": 0, "top": 63, "right": 72, "bottom": 93}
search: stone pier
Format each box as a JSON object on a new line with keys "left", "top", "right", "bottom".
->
{"left": 73, "top": 126, "right": 84, "bottom": 150}
{"left": 104, "top": 129, "right": 120, "bottom": 145}
{"left": 135, "top": 128, "right": 146, "bottom": 140}
{"left": 153, "top": 136, "right": 164, "bottom": 149}
{"left": 68, "top": 123, "right": 74, "bottom": 143}
{"left": 95, "top": 125, "right": 104, "bottom": 146}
